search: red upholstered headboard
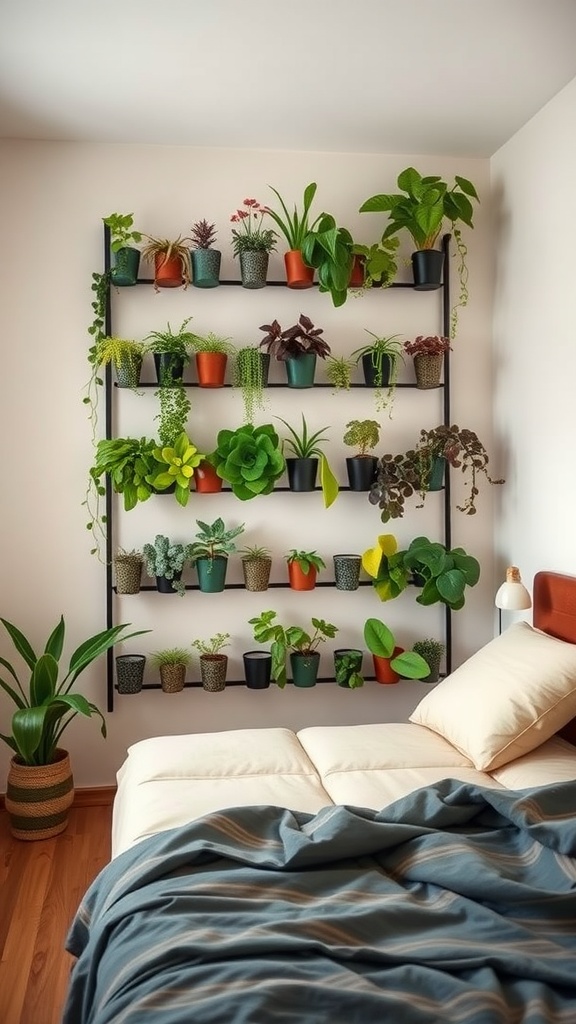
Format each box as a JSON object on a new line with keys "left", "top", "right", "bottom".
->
{"left": 533, "top": 571, "right": 576, "bottom": 744}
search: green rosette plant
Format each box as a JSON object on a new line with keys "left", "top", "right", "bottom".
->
{"left": 208, "top": 423, "right": 285, "bottom": 500}
{"left": 150, "top": 432, "right": 205, "bottom": 507}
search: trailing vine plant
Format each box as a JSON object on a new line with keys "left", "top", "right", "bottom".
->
{"left": 450, "top": 227, "right": 469, "bottom": 339}
{"left": 83, "top": 268, "right": 111, "bottom": 558}
{"left": 232, "top": 346, "right": 268, "bottom": 424}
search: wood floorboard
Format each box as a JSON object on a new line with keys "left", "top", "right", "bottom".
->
{"left": 0, "top": 800, "right": 112, "bottom": 1024}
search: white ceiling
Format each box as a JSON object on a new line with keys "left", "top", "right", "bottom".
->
{"left": 1, "top": 0, "right": 576, "bottom": 157}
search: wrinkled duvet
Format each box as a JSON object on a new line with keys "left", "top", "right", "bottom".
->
{"left": 64, "top": 779, "right": 576, "bottom": 1023}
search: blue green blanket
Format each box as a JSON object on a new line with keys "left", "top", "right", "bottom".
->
{"left": 64, "top": 779, "right": 576, "bottom": 1022}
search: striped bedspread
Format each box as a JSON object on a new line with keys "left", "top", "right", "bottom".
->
{"left": 64, "top": 779, "right": 576, "bottom": 1023}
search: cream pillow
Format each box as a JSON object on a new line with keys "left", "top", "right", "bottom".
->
{"left": 409, "top": 621, "right": 576, "bottom": 771}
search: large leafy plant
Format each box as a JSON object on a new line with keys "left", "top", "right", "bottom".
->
{"left": 89, "top": 436, "right": 158, "bottom": 511}
{"left": 362, "top": 534, "right": 480, "bottom": 610}
{"left": 249, "top": 610, "right": 338, "bottom": 688}
{"left": 0, "top": 616, "right": 147, "bottom": 765}
{"left": 208, "top": 423, "right": 285, "bottom": 500}
{"left": 301, "top": 213, "right": 354, "bottom": 307}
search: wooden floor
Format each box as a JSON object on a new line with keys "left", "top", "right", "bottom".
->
{"left": 0, "top": 799, "right": 113, "bottom": 1024}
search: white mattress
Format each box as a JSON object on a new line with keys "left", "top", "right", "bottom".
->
{"left": 112, "top": 724, "right": 576, "bottom": 857}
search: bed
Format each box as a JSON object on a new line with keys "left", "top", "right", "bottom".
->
{"left": 63, "top": 571, "right": 576, "bottom": 1022}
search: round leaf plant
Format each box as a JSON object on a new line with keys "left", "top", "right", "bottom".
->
{"left": 208, "top": 423, "right": 285, "bottom": 500}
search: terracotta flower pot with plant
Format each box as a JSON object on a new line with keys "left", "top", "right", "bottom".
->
{"left": 285, "top": 549, "right": 325, "bottom": 591}
{"left": 190, "top": 332, "right": 236, "bottom": 388}
{"left": 266, "top": 182, "right": 320, "bottom": 288}
{"left": 141, "top": 234, "right": 192, "bottom": 290}
{"left": 363, "top": 618, "right": 429, "bottom": 685}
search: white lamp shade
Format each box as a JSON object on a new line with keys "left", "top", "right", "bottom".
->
{"left": 495, "top": 566, "right": 532, "bottom": 611}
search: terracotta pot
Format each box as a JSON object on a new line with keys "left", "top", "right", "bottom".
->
{"left": 284, "top": 250, "right": 314, "bottom": 289}
{"left": 194, "top": 460, "right": 223, "bottom": 493}
{"left": 372, "top": 647, "right": 404, "bottom": 685}
{"left": 154, "top": 252, "right": 188, "bottom": 289}
{"left": 196, "top": 351, "right": 228, "bottom": 387}
{"left": 6, "top": 749, "right": 74, "bottom": 841}
{"left": 288, "top": 561, "right": 317, "bottom": 591}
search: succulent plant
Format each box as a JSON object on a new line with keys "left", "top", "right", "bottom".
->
{"left": 208, "top": 423, "right": 285, "bottom": 500}
{"left": 188, "top": 518, "right": 245, "bottom": 562}
{"left": 150, "top": 432, "right": 205, "bottom": 507}
{"left": 143, "top": 535, "right": 189, "bottom": 595}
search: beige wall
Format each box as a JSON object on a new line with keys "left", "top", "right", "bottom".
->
{"left": 0, "top": 142, "right": 494, "bottom": 785}
{"left": 491, "top": 76, "right": 576, "bottom": 592}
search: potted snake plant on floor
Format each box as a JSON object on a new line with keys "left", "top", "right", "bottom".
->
{"left": 1, "top": 614, "right": 148, "bottom": 840}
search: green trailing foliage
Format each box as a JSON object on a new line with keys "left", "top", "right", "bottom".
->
{"left": 301, "top": 213, "right": 354, "bottom": 308}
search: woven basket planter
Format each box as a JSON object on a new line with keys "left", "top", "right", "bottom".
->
{"left": 242, "top": 557, "right": 272, "bottom": 592}
{"left": 200, "top": 655, "right": 228, "bottom": 692}
{"left": 6, "top": 749, "right": 74, "bottom": 841}
{"left": 413, "top": 353, "right": 443, "bottom": 389}
{"left": 114, "top": 555, "right": 143, "bottom": 594}
{"left": 159, "top": 664, "right": 186, "bottom": 693}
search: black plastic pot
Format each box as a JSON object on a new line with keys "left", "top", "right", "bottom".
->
{"left": 153, "top": 352, "right": 186, "bottom": 384}
{"left": 411, "top": 249, "right": 444, "bottom": 290}
{"left": 156, "top": 573, "right": 181, "bottom": 594}
{"left": 361, "top": 352, "right": 392, "bottom": 388}
{"left": 243, "top": 651, "right": 272, "bottom": 689}
{"left": 286, "top": 457, "right": 318, "bottom": 491}
{"left": 346, "top": 456, "right": 378, "bottom": 491}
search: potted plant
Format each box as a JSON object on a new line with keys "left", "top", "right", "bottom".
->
{"left": 207, "top": 423, "right": 285, "bottom": 500}
{"left": 191, "top": 633, "right": 231, "bottom": 691}
{"left": 144, "top": 317, "right": 195, "bottom": 383}
{"left": 361, "top": 533, "right": 481, "bottom": 610}
{"left": 189, "top": 331, "right": 236, "bottom": 388}
{"left": 239, "top": 544, "right": 273, "bottom": 592}
{"left": 350, "top": 235, "right": 399, "bottom": 290}
{"left": 230, "top": 197, "right": 277, "bottom": 288}
{"left": 249, "top": 610, "right": 338, "bottom": 688}
{"left": 232, "top": 345, "right": 270, "bottom": 423}
{"left": 332, "top": 553, "right": 362, "bottom": 591}
{"left": 363, "top": 618, "right": 430, "bottom": 684}
{"left": 141, "top": 233, "right": 191, "bottom": 290}
{"left": 150, "top": 647, "right": 191, "bottom": 693}
{"left": 333, "top": 648, "right": 364, "bottom": 689}
{"left": 149, "top": 431, "right": 205, "bottom": 507}
{"left": 285, "top": 549, "right": 326, "bottom": 591}
{"left": 368, "top": 448, "right": 423, "bottom": 523}
{"left": 115, "top": 654, "right": 146, "bottom": 695}
{"left": 143, "top": 534, "right": 190, "bottom": 595}
{"left": 89, "top": 434, "right": 158, "bottom": 512}
{"left": 276, "top": 414, "right": 339, "bottom": 508}
{"left": 359, "top": 166, "right": 480, "bottom": 307}
{"left": 259, "top": 314, "right": 331, "bottom": 388}
{"left": 412, "top": 638, "right": 446, "bottom": 683}
{"left": 266, "top": 181, "right": 320, "bottom": 288}
{"left": 351, "top": 332, "right": 405, "bottom": 414}
{"left": 242, "top": 648, "right": 273, "bottom": 690}
{"left": 342, "top": 419, "right": 381, "bottom": 491}
{"left": 84, "top": 336, "right": 145, "bottom": 456}
{"left": 301, "top": 212, "right": 355, "bottom": 307}
{"left": 414, "top": 424, "right": 504, "bottom": 515}
{"left": 404, "top": 335, "right": 451, "bottom": 389}
{"left": 0, "top": 614, "right": 146, "bottom": 839}
{"left": 103, "top": 212, "right": 142, "bottom": 287}
{"left": 189, "top": 218, "right": 221, "bottom": 288}
{"left": 188, "top": 517, "right": 245, "bottom": 592}
{"left": 114, "top": 547, "right": 144, "bottom": 594}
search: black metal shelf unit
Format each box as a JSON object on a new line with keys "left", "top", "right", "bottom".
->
{"left": 102, "top": 231, "right": 452, "bottom": 710}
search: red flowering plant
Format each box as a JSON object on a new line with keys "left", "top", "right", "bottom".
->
{"left": 404, "top": 335, "right": 452, "bottom": 356}
{"left": 230, "top": 198, "right": 277, "bottom": 257}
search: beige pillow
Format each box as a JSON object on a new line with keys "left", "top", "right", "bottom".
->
{"left": 409, "top": 621, "right": 576, "bottom": 770}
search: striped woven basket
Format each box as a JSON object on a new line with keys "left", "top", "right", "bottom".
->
{"left": 6, "top": 749, "right": 74, "bottom": 841}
